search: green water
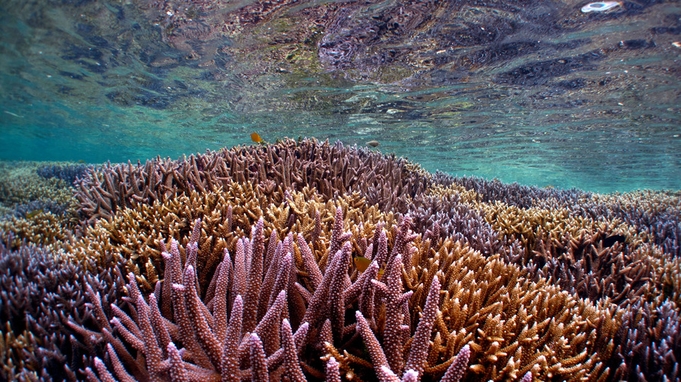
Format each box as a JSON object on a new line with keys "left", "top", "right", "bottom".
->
{"left": 1, "top": 0, "right": 680, "bottom": 193}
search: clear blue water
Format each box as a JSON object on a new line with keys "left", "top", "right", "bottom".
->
{"left": 1, "top": 0, "right": 680, "bottom": 193}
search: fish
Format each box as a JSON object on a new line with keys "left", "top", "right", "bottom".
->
{"left": 25, "top": 209, "right": 44, "bottom": 219}
{"left": 251, "top": 132, "right": 264, "bottom": 144}
{"left": 367, "top": 140, "right": 379, "bottom": 148}
{"left": 354, "top": 256, "right": 372, "bottom": 272}
{"left": 4, "top": 110, "right": 22, "bottom": 118}
{"left": 353, "top": 256, "right": 385, "bottom": 279}
{"left": 603, "top": 234, "right": 626, "bottom": 247}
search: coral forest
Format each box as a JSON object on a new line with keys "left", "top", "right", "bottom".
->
{"left": 1, "top": 138, "right": 680, "bottom": 382}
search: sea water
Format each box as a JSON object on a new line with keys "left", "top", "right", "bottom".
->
{"left": 1, "top": 0, "right": 680, "bottom": 193}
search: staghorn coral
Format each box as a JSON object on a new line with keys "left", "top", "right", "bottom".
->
{"left": 404, "top": 236, "right": 620, "bottom": 381}
{"left": 469, "top": 197, "right": 681, "bottom": 322}
{"left": 76, "top": 207, "right": 620, "bottom": 382}
{"left": 0, "top": 161, "right": 82, "bottom": 250}
{"left": 413, "top": 188, "right": 681, "bottom": 379}
{"left": 441, "top": 173, "right": 681, "bottom": 259}
{"left": 403, "top": 185, "right": 669, "bottom": 309}
{"left": 0, "top": 323, "right": 40, "bottom": 381}
{"left": 0, "top": 211, "right": 72, "bottom": 248}
{"left": 36, "top": 163, "right": 94, "bottom": 186}
{"left": 573, "top": 190, "right": 681, "bottom": 258}
{"left": 407, "top": 191, "right": 505, "bottom": 258}
{"left": 67, "top": 180, "right": 281, "bottom": 289}
{"left": 613, "top": 300, "right": 681, "bottom": 380}
{"left": 2, "top": 140, "right": 681, "bottom": 381}
{"left": 74, "top": 138, "right": 431, "bottom": 223}
{"left": 399, "top": 173, "right": 681, "bottom": 382}
{"left": 2, "top": 199, "right": 73, "bottom": 220}
{"left": 436, "top": 174, "right": 590, "bottom": 210}
{"left": 476, "top": 201, "right": 635, "bottom": 257}
{"left": 0, "top": 235, "right": 129, "bottom": 381}
{"left": 0, "top": 161, "right": 75, "bottom": 210}
{"left": 68, "top": 181, "right": 396, "bottom": 293}
{"left": 422, "top": 173, "right": 681, "bottom": 266}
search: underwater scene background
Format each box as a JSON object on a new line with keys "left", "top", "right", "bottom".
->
{"left": 2, "top": 0, "right": 681, "bottom": 381}
{"left": 1, "top": 0, "right": 680, "bottom": 191}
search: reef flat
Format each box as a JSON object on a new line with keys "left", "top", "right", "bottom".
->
{"left": 1, "top": 138, "right": 680, "bottom": 381}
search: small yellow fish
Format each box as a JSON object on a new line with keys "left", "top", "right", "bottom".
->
{"left": 367, "top": 140, "right": 380, "bottom": 148}
{"left": 353, "top": 256, "right": 385, "bottom": 279}
{"left": 26, "top": 209, "right": 44, "bottom": 219}
{"left": 354, "top": 256, "right": 371, "bottom": 272}
{"left": 251, "top": 132, "right": 264, "bottom": 144}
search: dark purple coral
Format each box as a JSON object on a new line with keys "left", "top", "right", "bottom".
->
{"left": 36, "top": 163, "right": 94, "bottom": 186}
{"left": 407, "top": 192, "right": 510, "bottom": 258}
{"left": 0, "top": 235, "right": 127, "bottom": 381}
{"left": 613, "top": 300, "right": 681, "bottom": 380}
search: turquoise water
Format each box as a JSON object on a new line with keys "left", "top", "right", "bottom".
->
{"left": 1, "top": 0, "right": 680, "bottom": 193}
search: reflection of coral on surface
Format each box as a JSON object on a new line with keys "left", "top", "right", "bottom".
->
{"left": 1, "top": 138, "right": 681, "bottom": 381}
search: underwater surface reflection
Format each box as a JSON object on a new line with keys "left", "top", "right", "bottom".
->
{"left": 0, "top": 0, "right": 680, "bottom": 192}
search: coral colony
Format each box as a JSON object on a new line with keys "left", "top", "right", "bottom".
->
{"left": 1, "top": 138, "right": 680, "bottom": 381}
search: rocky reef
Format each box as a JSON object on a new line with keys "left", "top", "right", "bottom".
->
{"left": 1, "top": 138, "right": 680, "bottom": 381}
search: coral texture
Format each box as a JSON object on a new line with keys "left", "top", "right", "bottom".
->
{"left": 1, "top": 138, "right": 680, "bottom": 381}
{"left": 80, "top": 209, "right": 614, "bottom": 382}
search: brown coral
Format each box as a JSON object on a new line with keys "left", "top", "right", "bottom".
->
{"left": 68, "top": 181, "right": 395, "bottom": 292}
{"left": 76, "top": 206, "right": 618, "bottom": 382}
{"left": 74, "top": 138, "right": 430, "bottom": 223}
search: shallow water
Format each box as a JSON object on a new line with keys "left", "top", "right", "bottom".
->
{"left": 1, "top": 0, "right": 680, "bottom": 193}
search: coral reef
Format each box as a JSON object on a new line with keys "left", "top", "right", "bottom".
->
{"left": 36, "top": 163, "right": 93, "bottom": 186}
{"left": 0, "top": 162, "right": 81, "bottom": 248}
{"left": 68, "top": 181, "right": 395, "bottom": 292}
{"left": 0, "top": 236, "right": 128, "bottom": 380}
{"left": 74, "top": 139, "right": 429, "bottom": 223}
{"left": 1, "top": 138, "right": 680, "bottom": 381}
{"left": 0, "top": 162, "right": 75, "bottom": 209}
{"left": 80, "top": 210, "right": 613, "bottom": 382}
{"left": 0, "top": 211, "right": 70, "bottom": 247}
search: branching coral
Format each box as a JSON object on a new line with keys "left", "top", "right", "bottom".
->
{"left": 0, "top": 162, "right": 82, "bottom": 250}
{"left": 0, "top": 236, "right": 128, "bottom": 381}
{"left": 0, "top": 211, "right": 71, "bottom": 247}
{"left": 407, "top": 235, "right": 620, "bottom": 381}
{"left": 0, "top": 161, "right": 75, "bottom": 210}
{"left": 407, "top": 191, "right": 505, "bottom": 257}
{"left": 406, "top": 183, "right": 681, "bottom": 380}
{"left": 74, "top": 138, "right": 431, "bottom": 223}
{"left": 575, "top": 190, "right": 681, "bottom": 258}
{"left": 0, "top": 323, "right": 40, "bottom": 381}
{"left": 67, "top": 181, "right": 395, "bottom": 293}
{"left": 612, "top": 300, "right": 681, "bottom": 380}
{"left": 3, "top": 139, "right": 681, "bottom": 381}
{"left": 36, "top": 163, "right": 93, "bottom": 186}
{"left": 436, "top": 175, "right": 590, "bottom": 210}
{"left": 477, "top": 202, "right": 633, "bottom": 256}
{"left": 73, "top": 207, "right": 621, "bottom": 382}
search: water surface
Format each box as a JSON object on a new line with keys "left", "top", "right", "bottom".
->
{"left": 1, "top": 0, "right": 680, "bottom": 192}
